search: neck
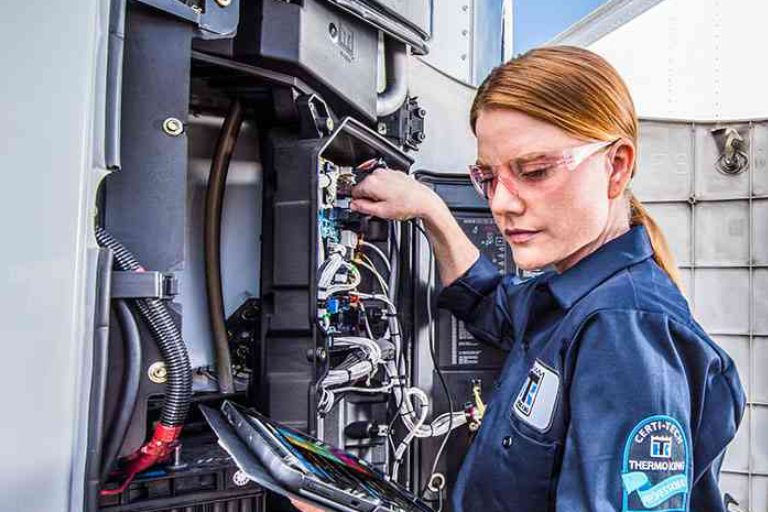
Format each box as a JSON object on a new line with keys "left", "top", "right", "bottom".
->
{"left": 554, "top": 200, "right": 631, "bottom": 273}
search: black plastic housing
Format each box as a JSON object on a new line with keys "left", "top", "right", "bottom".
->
{"left": 257, "top": 117, "right": 413, "bottom": 435}
{"left": 235, "top": 0, "right": 380, "bottom": 122}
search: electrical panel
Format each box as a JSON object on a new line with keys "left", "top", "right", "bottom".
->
{"left": 412, "top": 172, "right": 514, "bottom": 509}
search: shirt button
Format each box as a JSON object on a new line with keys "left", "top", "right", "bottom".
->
{"left": 502, "top": 436, "right": 513, "bottom": 449}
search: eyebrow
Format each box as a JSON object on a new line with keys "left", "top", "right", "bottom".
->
{"left": 476, "top": 148, "right": 559, "bottom": 166}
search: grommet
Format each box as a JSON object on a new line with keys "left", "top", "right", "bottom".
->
{"left": 502, "top": 436, "right": 513, "bottom": 449}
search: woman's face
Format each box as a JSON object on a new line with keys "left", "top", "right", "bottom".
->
{"left": 475, "top": 108, "right": 630, "bottom": 272}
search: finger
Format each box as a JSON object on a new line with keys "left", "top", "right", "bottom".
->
{"left": 350, "top": 198, "right": 387, "bottom": 218}
{"left": 351, "top": 175, "right": 381, "bottom": 199}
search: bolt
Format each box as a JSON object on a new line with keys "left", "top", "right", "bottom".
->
{"left": 461, "top": 54, "right": 467, "bottom": 61}
{"left": 462, "top": 5, "right": 468, "bottom": 11}
{"left": 162, "top": 117, "right": 184, "bottom": 137}
{"left": 416, "top": 108, "right": 427, "bottom": 119}
{"left": 415, "top": 132, "right": 426, "bottom": 142}
{"left": 377, "top": 123, "right": 388, "bottom": 135}
{"left": 306, "top": 348, "right": 327, "bottom": 362}
{"left": 215, "top": 0, "right": 231, "bottom": 6}
{"left": 167, "top": 444, "right": 188, "bottom": 471}
{"left": 148, "top": 361, "right": 168, "bottom": 384}
{"left": 462, "top": 29, "right": 469, "bottom": 36}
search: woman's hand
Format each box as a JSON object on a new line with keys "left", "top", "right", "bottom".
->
{"left": 350, "top": 168, "right": 440, "bottom": 221}
{"left": 290, "top": 498, "right": 327, "bottom": 512}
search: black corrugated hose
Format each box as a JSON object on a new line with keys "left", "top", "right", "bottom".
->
{"left": 94, "top": 226, "right": 192, "bottom": 427}
{"left": 100, "top": 299, "right": 142, "bottom": 484}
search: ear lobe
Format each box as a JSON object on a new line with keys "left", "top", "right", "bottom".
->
{"left": 607, "top": 141, "right": 635, "bottom": 199}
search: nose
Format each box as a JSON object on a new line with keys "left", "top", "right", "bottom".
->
{"left": 489, "top": 179, "right": 525, "bottom": 217}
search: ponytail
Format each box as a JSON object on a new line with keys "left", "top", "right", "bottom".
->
{"left": 628, "top": 192, "right": 684, "bottom": 292}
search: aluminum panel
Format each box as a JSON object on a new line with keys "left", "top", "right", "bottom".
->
{"left": 679, "top": 268, "right": 692, "bottom": 303}
{"left": 754, "top": 270, "right": 768, "bottom": 335}
{"left": 644, "top": 203, "right": 691, "bottom": 266}
{"left": 753, "top": 199, "right": 768, "bottom": 265}
{"left": 420, "top": 1, "right": 472, "bottom": 84}
{"left": 751, "top": 405, "right": 768, "bottom": 473}
{"left": 723, "top": 406, "right": 750, "bottom": 472}
{"left": 754, "top": 337, "right": 768, "bottom": 403}
{"left": 695, "top": 201, "right": 750, "bottom": 266}
{"left": 695, "top": 123, "right": 751, "bottom": 199}
{"left": 720, "top": 473, "right": 750, "bottom": 510}
{"left": 694, "top": 269, "right": 750, "bottom": 334}
{"left": 635, "top": 121, "right": 693, "bottom": 201}
{"left": 753, "top": 122, "right": 768, "bottom": 196}
{"left": 752, "top": 476, "right": 768, "bottom": 512}
{"left": 713, "top": 336, "right": 751, "bottom": 401}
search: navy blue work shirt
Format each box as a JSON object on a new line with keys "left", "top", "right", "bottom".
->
{"left": 438, "top": 224, "right": 745, "bottom": 512}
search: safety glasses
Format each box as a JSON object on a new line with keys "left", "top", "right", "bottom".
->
{"left": 468, "top": 139, "right": 618, "bottom": 201}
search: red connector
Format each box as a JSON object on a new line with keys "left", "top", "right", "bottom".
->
{"left": 101, "top": 423, "right": 183, "bottom": 496}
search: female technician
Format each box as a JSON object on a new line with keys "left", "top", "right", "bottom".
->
{"left": 294, "top": 46, "right": 746, "bottom": 512}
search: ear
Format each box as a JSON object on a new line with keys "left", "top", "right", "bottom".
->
{"left": 606, "top": 140, "right": 635, "bottom": 200}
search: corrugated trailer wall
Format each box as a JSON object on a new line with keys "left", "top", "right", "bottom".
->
{"left": 635, "top": 119, "right": 768, "bottom": 510}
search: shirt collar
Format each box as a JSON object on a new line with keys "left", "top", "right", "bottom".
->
{"left": 546, "top": 224, "right": 654, "bottom": 310}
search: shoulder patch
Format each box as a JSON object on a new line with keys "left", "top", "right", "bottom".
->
{"left": 513, "top": 359, "right": 560, "bottom": 432}
{"left": 621, "top": 415, "right": 690, "bottom": 511}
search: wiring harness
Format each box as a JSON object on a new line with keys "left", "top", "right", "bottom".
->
{"left": 315, "top": 159, "right": 467, "bottom": 489}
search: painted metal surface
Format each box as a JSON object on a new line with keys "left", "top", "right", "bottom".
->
{"left": 0, "top": 0, "right": 109, "bottom": 510}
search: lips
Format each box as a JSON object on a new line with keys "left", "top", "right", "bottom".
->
{"left": 504, "top": 229, "right": 540, "bottom": 244}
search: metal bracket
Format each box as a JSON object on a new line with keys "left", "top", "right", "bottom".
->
{"left": 711, "top": 127, "right": 749, "bottom": 175}
{"left": 297, "top": 94, "right": 335, "bottom": 139}
{"left": 377, "top": 95, "right": 426, "bottom": 152}
{"left": 111, "top": 271, "right": 179, "bottom": 300}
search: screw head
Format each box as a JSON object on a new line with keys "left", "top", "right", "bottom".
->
{"left": 215, "top": 0, "right": 231, "bottom": 7}
{"left": 162, "top": 117, "right": 184, "bottom": 137}
{"left": 329, "top": 23, "right": 339, "bottom": 41}
{"left": 148, "top": 361, "right": 168, "bottom": 384}
{"left": 377, "top": 123, "right": 388, "bottom": 135}
{"left": 233, "top": 470, "right": 250, "bottom": 487}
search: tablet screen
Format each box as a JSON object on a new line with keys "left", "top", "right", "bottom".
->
{"left": 252, "top": 411, "right": 428, "bottom": 512}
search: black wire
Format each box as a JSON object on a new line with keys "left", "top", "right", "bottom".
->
{"left": 411, "top": 220, "right": 454, "bottom": 498}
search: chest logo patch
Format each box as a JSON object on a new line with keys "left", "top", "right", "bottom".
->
{"left": 513, "top": 360, "right": 559, "bottom": 432}
{"left": 621, "top": 415, "right": 689, "bottom": 511}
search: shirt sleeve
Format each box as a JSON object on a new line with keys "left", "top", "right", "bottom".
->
{"left": 436, "top": 253, "right": 528, "bottom": 351}
{"left": 556, "top": 309, "right": 739, "bottom": 512}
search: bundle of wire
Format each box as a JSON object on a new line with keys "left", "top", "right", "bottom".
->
{"left": 315, "top": 219, "right": 465, "bottom": 486}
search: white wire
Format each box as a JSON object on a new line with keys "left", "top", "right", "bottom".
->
{"left": 359, "top": 241, "right": 392, "bottom": 273}
{"left": 357, "top": 256, "right": 389, "bottom": 295}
